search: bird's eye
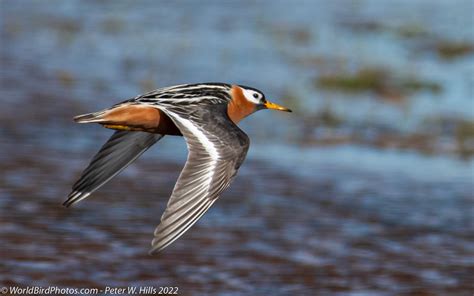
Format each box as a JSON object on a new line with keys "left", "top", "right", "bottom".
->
{"left": 253, "top": 93, "right": 259, "bottom": 99}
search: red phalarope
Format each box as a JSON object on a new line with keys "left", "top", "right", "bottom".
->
{"left": 64, "top": 83, "right": 291, "bottom": 253}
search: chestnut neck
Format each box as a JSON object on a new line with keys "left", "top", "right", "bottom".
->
{"left": 227, "top": 85, "right": 257, "bottom": 124}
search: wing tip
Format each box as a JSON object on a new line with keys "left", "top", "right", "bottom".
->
{"left": 149, "top": 238, "right": 172, "bottom": 255}
{"left": 63, "top": 191, "right": 90, "bottom": 207}
{"left": 149, "top": 199, "right": 215, "bottom": 254}
{"left": 148, "top": 246, "right": 161, "bottom": 255}
{"left": 148, "top": 249, "right": 161, "bottom": 256}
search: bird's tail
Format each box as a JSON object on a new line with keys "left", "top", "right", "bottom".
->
{"left": 74, "top": 110, "right": 108, "bottom": 123}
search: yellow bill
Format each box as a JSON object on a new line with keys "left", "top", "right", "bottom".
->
{"left": 264, "top": 101, "right": 292, "bottom": 112}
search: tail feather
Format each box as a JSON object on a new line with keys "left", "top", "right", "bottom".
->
{"left": 74, "top": 111, "right": 107, "bottom": 123}
{"left": 64, "top": 130, "right": 164, "bottom": 207}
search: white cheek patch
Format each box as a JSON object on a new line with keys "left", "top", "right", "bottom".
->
{"left": 241, "top": 88, "right": 261, "bottom": 104}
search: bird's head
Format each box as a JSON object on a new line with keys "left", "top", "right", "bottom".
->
{"left": 227, "top": 85, "right": 291, "bottom": 123}
{"left": 238, "top": 85, "right": 292, "bottom": 113}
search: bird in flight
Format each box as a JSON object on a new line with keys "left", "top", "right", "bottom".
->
{"left": 64, "top": 83, "right": 291, "bottom": 254}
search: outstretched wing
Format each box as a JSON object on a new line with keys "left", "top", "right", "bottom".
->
{"left": 64, "top": 131, "right": 163, "bottom": 207}
{"left": 150, "top": 105, "right": 249, "bottom": 253}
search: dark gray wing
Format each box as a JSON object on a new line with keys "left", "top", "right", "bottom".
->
{"left": 64, "top": 131, "right": 163, "bottom": 207}
{"left": 150, "top": 106, "right": 249, "bottom": 253}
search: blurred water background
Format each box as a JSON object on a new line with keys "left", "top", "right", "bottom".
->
{"left": 1, "top": 0, "right": 473, "bottom": 295}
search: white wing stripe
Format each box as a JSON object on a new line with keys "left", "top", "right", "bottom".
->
{"left": 166, "top": 111, "right": 218, "bottom": 159}
{"left": 164, "top": 110, "right": 219, "bottom": 193}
